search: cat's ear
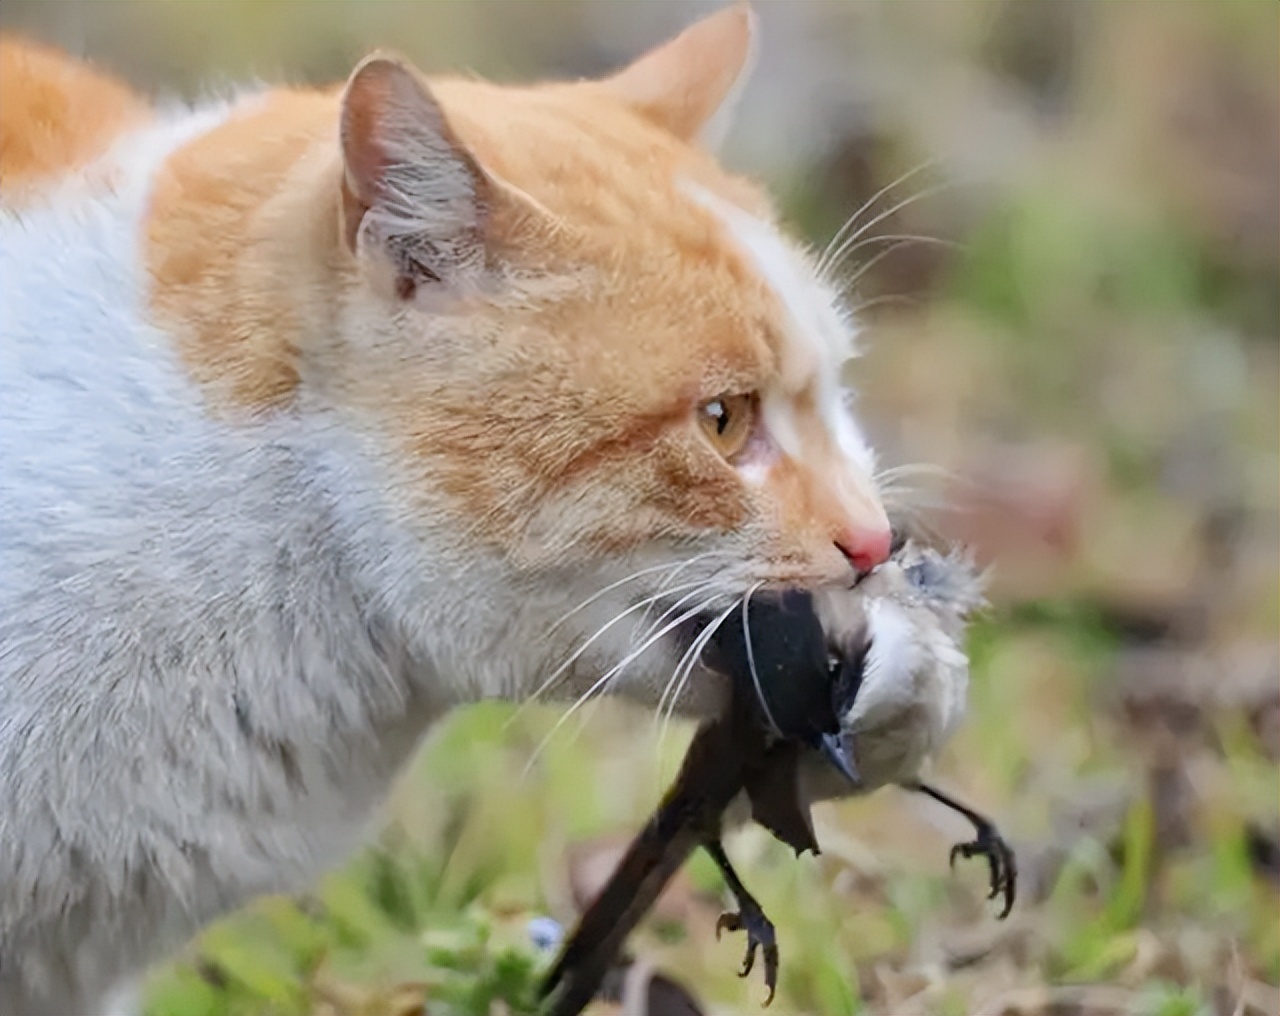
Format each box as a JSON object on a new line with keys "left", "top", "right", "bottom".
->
{"left": 603, "top": 2, "right": 758, "bottom": 151}
{"left": 340, "top": 53, "right": 489, "bottom": 300}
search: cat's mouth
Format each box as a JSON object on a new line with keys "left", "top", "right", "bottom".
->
{"left": 656, "top": 537, "right": 897, "bottom": 720}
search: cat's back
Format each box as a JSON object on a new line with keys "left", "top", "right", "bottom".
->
{"left": 0, "top": 46, "right": 275, "bottom": 636}
{"left": 0, "top": 69, "right": 244, "bottom": 498}
{"left": 0, "top": 35, "right": 148, "bottom": 201}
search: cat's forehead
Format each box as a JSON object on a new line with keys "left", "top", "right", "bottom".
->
{"left": 432, "top": 77, "right": 855, "bottom": 391}
{"left": 680, "top": 181, "right": 857, "bottom": 391}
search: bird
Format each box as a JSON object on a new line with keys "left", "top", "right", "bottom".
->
{"left": 540, "top": 540, "right": 1016, "bottom": 1015}
{"left": 810, "top": 540, "right": 1016, "bottom": 920}
{"left": 704, "top": 587, "right": 865, "bottom": 786}
{"left": 702, "top": 539, "right": 1015, "bottom": 997}
{"left": 815, "top": 540, "right": 984, "bottom": 793}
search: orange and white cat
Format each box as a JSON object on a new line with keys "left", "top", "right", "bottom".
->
{"left": 0, "top": 6, "right": 892, "bottom": 1013}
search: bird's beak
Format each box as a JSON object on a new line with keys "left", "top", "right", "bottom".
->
{"left": 819, "top": 732, "right": 860, "bottom": 786}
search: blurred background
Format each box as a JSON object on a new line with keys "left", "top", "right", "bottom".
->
{"left": 4, "top": 1, "right": 1275, "bottom": 1014}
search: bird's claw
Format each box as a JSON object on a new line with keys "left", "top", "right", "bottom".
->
{"left": 715, "top": 906, "right": 779, "bottom": 1006}
{"left": 948, "top": 824, "right": 1017, "bottom": 919}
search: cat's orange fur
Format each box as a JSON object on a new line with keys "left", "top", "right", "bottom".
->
{"left": 0, "top": 34, "right": 146, "bottom": 199}
{"left": 146, "top": 10, "right": 883, "bottom": 573}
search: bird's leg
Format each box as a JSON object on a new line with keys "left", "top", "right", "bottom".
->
{"left": 911, "top": 782, "right": 1017, "bottom": 919}
{"left": 703, "top": 837, "right": 779, "bottom": 1006}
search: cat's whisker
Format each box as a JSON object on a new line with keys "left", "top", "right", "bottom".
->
{"left": 545, "top": 556, "right": 700, "bottom": 637}
{"left": 816, "top": 158, "right": 939, "bottom": 275}
{"left": 905, "top": 515, "right": 949, "bottom": 546}
{"left": 876, "top": 462, "right": 968, "bottom": 529}
{"left": 927, "top": 470, "right": 989, "bottom": 497}
{"left": 626, "top": 578, "right": 722, "bottom": 660}
{"left": 652, "top": 591, "right": 719, "bottom": 727}
{"left": 521, "top": 591, "right": 725, "bottom": 778}
{"left": 824, "top": 181, "right": 954, "bottom": 283}
{"left": 596, "top": 589, "right": 727, "bottom": 703}
{"left": 875, "top": 467, "right": 954, "bottom": 506}
{"left": 507, "top": 577, "right": 712, "bottom": 729}
{"left": 654, "top": 600, "right": 739, "bottom": 757}
{"left": 834, "top": 239, "right": 923, "bottom": 296}
{"left": 628, "top": 551, "right": 722, "bottom": 650}
{"left": 882, "top": 499, "right": 927, "bottom": 526}
{"left": 574, "top": 586, "right": 726, "bottom": 760}
{"left": 828, "top": 232, "right": 959, "bottom": 276}
{"left": 881, "top": 498, "right": 951, "bottom": 546}
{"left": 738, "top": 583, "right": 780, "bottom": 736}
{"left": 882, "top": 489, "right": 952, "bottom": 512}
{"left": 876, "top": 461, "right": 957, "bottom": 485}
{"left": 836, "top": 234, "right": 963, "bottom": 305}
{"left": 843, "top": 292, "right": 920, "bottom": 316}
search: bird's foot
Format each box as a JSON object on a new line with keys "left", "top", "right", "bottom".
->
{"left": 949, "top": 822, "right": 1017, "bottom": 919}
{"left": 715, "top": 902, "right": 778, "bottom": 1006}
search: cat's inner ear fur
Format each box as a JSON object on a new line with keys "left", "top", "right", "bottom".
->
{"left": 340, "top": 53, "right": 489, "bottom": 300}
{"left": 602, "top": 2, "right": 758, "bottom": 151}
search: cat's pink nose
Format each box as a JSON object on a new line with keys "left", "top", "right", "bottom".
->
{"left": 836, "top": 525, "right": 892, "bottom": 574}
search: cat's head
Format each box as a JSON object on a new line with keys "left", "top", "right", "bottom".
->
{"left": 329, "top": 3, "right": 888, "bottom": 580}
{"left": 129, "top": 1, "right": 895, "bottom": 711}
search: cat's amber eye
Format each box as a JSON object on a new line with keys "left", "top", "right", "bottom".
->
{"left": 697, "top": 393, "right": 757, "bottom": 460}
